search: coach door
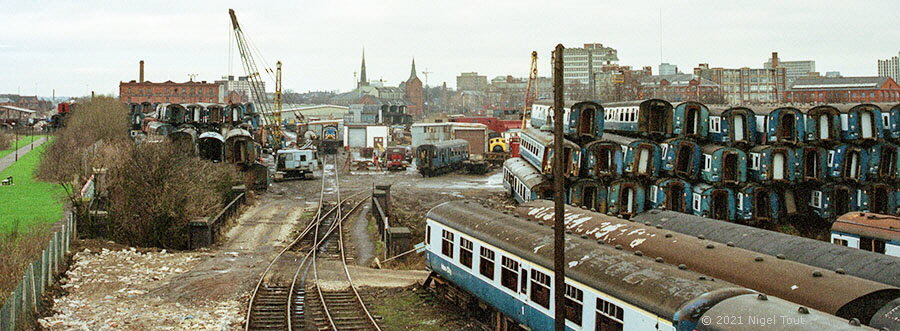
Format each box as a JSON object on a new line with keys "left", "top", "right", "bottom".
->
{"left": 595, "top": 147, "right": 612, "bottom": 174}
{"left": 667, "top": 182, "right": 685, "bottom": 212}
{"left": 710, "top": 190, "right": 729, "bottom": 220}
{"left": 772, "top": 151, "right": 787, "bottom": 180}
{"left": 583, "top": 185, "right": 597, "bottom": 210}
{"left": 636, "top": 145, "right": 652, "bottom": 175}
{"left": 779, "top": 113, "right": 795, "bottom": 141}
{"left": 579, "top": 107, "right": 596, "bottom": 136}
{"left": 870, "top": 184, "right": 890, "bottom": 214}
{"left": 861, "top": 111, "right": 874, "bottom": 138}
{"left": 723, "top": 152, "right": 739, "bottom": 183}
{"left": 819, "top": 115, "right": 831, "bottom": 140}
{"left": 685, "top": 105, "right": 700, "bottom": 135}
{"left": 754, "top": 190, "right": 772, "bottom": 222}
{"left": 845, "top": 150, "right": 861, "bottom": 180}
{"left": 804, "top": 148, "right": 819, "bottom": 180}
{"left": 649, "top": 107, "right": 667, "bottom": 134}
{"left": 675, "top": 144, "right": 693, "bottom": 177}
{"left": 834, "top": 187, "right": 851, "bottom": 216}
{"left": 881, "top": 145, "right": 897, "bottom": 179}
{"left": 620, "top": 186, "right": 636, "bottom": 216}
{"left": 733, "top": 114, "right": 746, "bottom": 142}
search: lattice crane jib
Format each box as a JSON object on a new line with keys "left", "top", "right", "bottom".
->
{"left": 521, "top": 51, "right": 539, "bottom": 130}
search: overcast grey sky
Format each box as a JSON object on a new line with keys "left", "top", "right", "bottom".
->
{"left": 2, "top": 0, "right": 898, "bottom": 98}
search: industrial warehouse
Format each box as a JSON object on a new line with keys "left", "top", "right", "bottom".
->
{"left": 2, "top": 2, "right": 900, "bottom": 331}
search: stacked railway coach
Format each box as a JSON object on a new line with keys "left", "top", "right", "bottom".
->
{"left": 424, "top": 201, "right": 891, "bottom": 330}
{"left": 127, "top": 101, "right": 269, "bottom": 189}
{"left": 503, "top": 100, "right": 900, "bottom": 225}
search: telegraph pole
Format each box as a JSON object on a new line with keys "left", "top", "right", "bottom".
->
{"left": 552, "top": 43, "right": 566, "bottom": 331}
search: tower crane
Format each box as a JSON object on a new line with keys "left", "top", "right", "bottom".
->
{"left": 521, "top": 51, "right": 539, "bottom": 130}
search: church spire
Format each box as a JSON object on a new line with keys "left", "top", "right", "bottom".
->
{"left": 359, "top": 48, "right": 368, "bottom": 87}
{"left": 409, "top": 58, "right": 418, "bottom": 81}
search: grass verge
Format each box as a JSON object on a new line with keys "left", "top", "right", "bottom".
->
{"left": 0, "top": 140, "right": 66, "bottom": 234}
{"left": 0, "top": 135, "right": 46, "bottom": 160}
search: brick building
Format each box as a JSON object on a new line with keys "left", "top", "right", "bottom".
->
{"left": 118, "top": 61, "right": 221, "bottom": 104}
{"left": 784, "top": 76, "right": 900, "bottom": 103}
{"left": 694, "top": 61, "right": 786, "bottom": 105}
{"left": 0, "top": 94, "right": 52, "bottom": 112}
{"left": 638, "top": 74, "right": 724, "bottom": 103}
{"left": 456, "top": 72, "right": 488, "bottom": 92}
{"left": 403, "top": 59, "right": 424, "bottom": 117}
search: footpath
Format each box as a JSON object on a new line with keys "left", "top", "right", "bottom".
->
{"left": 0, "top": 137, "right": 47, "bottom": 173}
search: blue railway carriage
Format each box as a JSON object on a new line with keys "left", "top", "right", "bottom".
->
{"left": 608, "top": 179, "right": 647, "bottom": 219}
{"left": 649, "top": 178, "right": 692, "bottom": 213}
{"left": 565, "top": 101, "right": 604, "bottom": 140}
{"left": 836, "top": 103, "right": 886, "bottom": 144}
{"left": 808, "top": 183, "right": 862, "bottom": 221}
{"left": 805, "top": 105, "right": 843, "bottom": 145}
{"left": 672, "top": 101, "right": 709, "bottom": 140}
{"left": 425, "top": 202, "right": 867, "bottom": 331}
{"left": 690, "top": 183, "right": 736, "bottom": 221}
{"left": 755, "top": 106, "right": 806, "bottom": 145}
{"left": 865, "top": 141, "right": 900, "bottom": 182}
{"left": 519, "top": 127, "right": 582, "bottom": 177}
{"left": 529, "top": 100, "right": 572, "bottom": 130}
{"left": 796, "top": 145, "right": 829, "bottom": 183}
{"left": 568, "top": 178, "right": 607, "bottom": 212}
{"left": 748, "top": 145, "right": 799, "bottom": 183}
{"left": 502, "top": 157, "right": 551, "bottom": 203}
{"left": 737, "top": 183, "right": 781, "bottom": 223}
{"left": 581, "top": 140, "right": 624, "bottom": 179}
{"left": 827, "top": 143, "right": 869, "bottom": 182}
{"left": 707, "top": 106, "right": 757, "bottom": 146}
{"left": 600, "top": 133, "right": 661, "bottom": 180}
{"left": 602, "top": 99, "right": 674, "bottom": 140}
{"left": 863, "top": 182, "right": 897, "bottom": 215}
{"left": 699, "top": 144, "right": 747, "bottom": 185}
{"left": 416, "top": 139, "right": 469, "bottom": 177}
{"left": 878, "top": 102, "right": 900, "bottom": 141}
{"left": 661, "top": 138, "right": 702, "bottom": 180}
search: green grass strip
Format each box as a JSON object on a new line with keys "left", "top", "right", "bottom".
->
{"left": 0, "top": 139, "right": 66, "bottom": 234}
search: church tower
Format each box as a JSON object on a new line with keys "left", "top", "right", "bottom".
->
{"left": 404, "top": 58, "right": 424, "bottom": 117}
{"left": 358, "top": 48, "right": 368, "bottom": 88}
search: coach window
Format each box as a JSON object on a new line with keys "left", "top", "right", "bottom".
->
{"left": 425, "top": 225, "right": 431, "bottom": 246}
{"left": 441, "top": 230, "right": 454, "bottom": 258}
{"left": 479, "top": 247, "right": 495, "bottom": 280}
{"left": 530, "top": 270, "right": 551, "bottom": 309}
{"left": 596, "top": 298, "right": 624, "bottom": 331}
{"left": 459, "top": 237, "right": 473, "bottom": 268}
{"left": 500, "top": 256, "right": 519, "bottom": 292}
{"left": 832, "top": 238, "right": 848, "bottom": 246}
{"left": 565, "top": 284, "right": 583, "bottom": 326}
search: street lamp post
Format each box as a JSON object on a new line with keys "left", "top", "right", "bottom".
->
{"left": 13, "top": 122, "right": 18, "bottom": 162}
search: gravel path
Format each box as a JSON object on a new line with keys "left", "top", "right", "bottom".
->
{"left": 0, "top": 137, "right": 47, "bottom": 172}
{"left": 351, "top": 203, "right": 375, "bottom": 266}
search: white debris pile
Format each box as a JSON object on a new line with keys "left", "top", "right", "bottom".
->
{"left": 38, "top": 247, "right": 243, "bottom": 330}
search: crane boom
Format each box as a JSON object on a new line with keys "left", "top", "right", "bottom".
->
{"left": 228, "top": 9, "right": 272, "bottom": 118}
{"left": 521, "top": 51, "right": 539, "bottom": 130}
{"left": 272, "top": 61, "right": 283, "bottom": 148}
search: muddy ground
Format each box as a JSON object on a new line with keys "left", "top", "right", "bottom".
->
{"left": 38, "top": 153, "right": 509, "bottom": 329}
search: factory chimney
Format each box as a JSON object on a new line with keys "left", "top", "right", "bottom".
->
{"left": 771, "top": 52, "right": 779, "bottom": 68}
{"left": 139, "top": 60, "right": 145, "bottom": 83}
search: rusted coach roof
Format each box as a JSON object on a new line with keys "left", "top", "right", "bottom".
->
{"left": 597, "top": 132, "right": 649, "bottom": 146}
{"left": 708, "top": 106, "right": 753, "bottom": 116}
{"left": 427, "top": 201, "right": 741, "bottom": 320}
{"left": 502, "top": 157, "right": 546, "bottom": 189}
{"left": 700, "top": 294, "right": 874, "bottom": 331}
{"left": 833, "top": 212, "right": 900, "bottom": 242}
{"left": 630, "top": 209, "right": 900, "bottom": 288}
{"left": 517, "top": 200, "right": 900, "bottom": 317}
{"left": 603, "top": 99, "right": 672, "bottom": 109}
{"left": 421, "top": 139, "right": 468, "bottom": 149}
{"left": 522, "top": 127, "right": 579, "bottom": 149}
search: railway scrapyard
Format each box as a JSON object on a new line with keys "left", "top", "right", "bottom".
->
{"left": 2, "top": 2, "right": 900, "bottom": 330}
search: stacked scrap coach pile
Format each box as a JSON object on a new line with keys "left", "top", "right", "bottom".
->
{"left": 502, "top": 100, "right": 900, "bottom": 229}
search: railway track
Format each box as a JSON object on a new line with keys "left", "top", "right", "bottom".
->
{"left": 245, "top": 155, "right": 380, "bottom": 330}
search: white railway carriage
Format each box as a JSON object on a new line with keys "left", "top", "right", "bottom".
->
{"left": 502, "top": 157, "right": 551, "bottom": 203}
{"left": 424, "top": 201, "right": 866, "bottom": 331}
{"left": 519, "top": 127, "right": 582, "bottom": 177}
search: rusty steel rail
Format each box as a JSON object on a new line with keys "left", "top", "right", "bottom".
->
{"left": 244, "top": 155, "right": 365, "bottom": 330}
{"left": 311, "top": 154, "right": 381, "bottom": 331}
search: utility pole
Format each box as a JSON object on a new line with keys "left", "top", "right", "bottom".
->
{"left": 551, "top": 43, "right": 566, "bottom": 331}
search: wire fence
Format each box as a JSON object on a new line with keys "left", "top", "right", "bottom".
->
{"left": 0, "top": 212, "right": 75, "bottom": 331}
